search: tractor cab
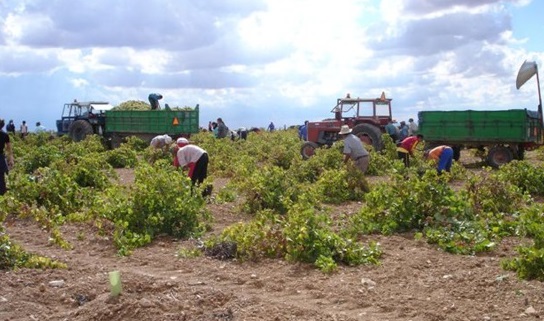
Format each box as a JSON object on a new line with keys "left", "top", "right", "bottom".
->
{"left": 301, "top": 92, "right": 394, "bottom": 159}
{"left": 56, "top": 101, "right": 112, "bottom": 136}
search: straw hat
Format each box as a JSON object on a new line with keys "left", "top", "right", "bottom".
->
{"left": 338, "top": 125, "right": 352, "bottom": 135}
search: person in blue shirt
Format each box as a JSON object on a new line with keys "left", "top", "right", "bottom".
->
{"left": 385, "top": 118, "right": 399, "bottom": 143}
{"left": 148, "top": 93, "right": 163, "bottom": 110}
{"left": 268, "top": 121, "right": 275, "bottom": 132}
{"left": 398, "top": 121, "right": 409, "bottom": 141}
{"left": 298, "top": 120, "right": 309, "bottom": 141}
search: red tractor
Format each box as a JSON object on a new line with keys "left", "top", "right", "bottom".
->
{"left": 301, "top": 92, "right": 393, "bottom": 159}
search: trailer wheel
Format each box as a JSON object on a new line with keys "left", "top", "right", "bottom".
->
{"left": 110, "top": 134, "right": 124, "bottom": 149}
{"left": 487, "top": 146, "right": 513, "bottom": 168}
{"left": 452, "top": 146, "right": 461, "bottom": 162}
{"left": 68, "top": 120, "right": 93, "bottom": 142}
{"left": 301, "top": 141, "right": 319, "bottom": 160}
{"left": 352, "top": 123, "right": 383, "bottom": 151}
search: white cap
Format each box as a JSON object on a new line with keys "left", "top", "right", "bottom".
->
{"left": 164, "top": 135, "right": 173, "bottom": 145}
{"left": 176, "top": 137, "right": 189, "bottom": 146}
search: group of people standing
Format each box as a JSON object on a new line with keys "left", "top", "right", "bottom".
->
{"left": 4, "top": 120, "right": 33, "bottom": 138}
{"left": 207, "top": 118, "right": 230, "bottom": 139}
{"left": 385, "top": 118, "right": 419, "bottom": 143}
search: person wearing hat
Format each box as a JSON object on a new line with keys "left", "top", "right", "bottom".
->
{"left": 338, "top": 125, "right": 370, "bottom": 173}
{"left": 173, "top": 137, "right": 211, "bottom": 196}
{"left": 0, "top": 118, "right": 15, "bottom": 195}
{"left": 424, "top": 145, "right": 453, "bottom": 175}
{"left": 150, "top": 134, "right": 173, "bottom": 150}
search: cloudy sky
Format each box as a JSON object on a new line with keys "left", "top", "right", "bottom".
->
{"left": 1, "top": 0, "right": 543, "bottom": 131}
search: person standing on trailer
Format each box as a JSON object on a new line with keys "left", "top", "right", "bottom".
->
{"left": 148, "top": 93, "right": 163, "bottom": 110}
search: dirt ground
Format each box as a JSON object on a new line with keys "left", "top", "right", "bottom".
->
{"left": 2, "top": 155, "right": 544, "bottom": 321}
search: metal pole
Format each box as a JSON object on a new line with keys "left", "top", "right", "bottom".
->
{"left": 536, "top": 64, "right": 543, "bottom": 124}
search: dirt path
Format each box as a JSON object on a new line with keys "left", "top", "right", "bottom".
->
{"left": 2, "top": 164, "right": 544, "bottom": 320}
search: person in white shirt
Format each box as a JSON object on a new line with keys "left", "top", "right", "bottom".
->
{"left": 408, "top": 118, "right": 418, "bottom": 136}
{"left": 173, "top": 137, "right": 211, "bottom": 196}
{"left": 150, "top": 134, "right": 172, "bottom": 149}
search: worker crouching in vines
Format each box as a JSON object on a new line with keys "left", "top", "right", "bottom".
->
{"left": 172, "top": 137, "right": 212, "bottom": 197}
{"left": 397, "top": 134, "right": 424, "bottom": 167}
{"left": 424, "top": 145, "right": 453, "bottom": 175}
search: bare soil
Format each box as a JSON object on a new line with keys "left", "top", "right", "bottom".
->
{"left": 2, "top": 155, "right": 544, "bottom": 321}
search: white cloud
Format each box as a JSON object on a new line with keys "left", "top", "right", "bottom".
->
{"left": 0, "top": 0, "right": 542, "bottom": 130}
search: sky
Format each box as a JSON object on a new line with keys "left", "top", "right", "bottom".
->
{"left": 1, "top": 0, "right": 543, "bottom": 132}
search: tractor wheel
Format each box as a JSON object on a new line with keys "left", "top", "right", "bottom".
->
{"left": 352, "top": 123, "right": 383, "bottom": 151}
{"left": 486, "top": 145, "right": 513, "bottom": 168}
{"left": 68, "top": 120, "right": 94, "bottom": 142}
{"left": 301, "top": 141, "right": 319, "bottom": 160}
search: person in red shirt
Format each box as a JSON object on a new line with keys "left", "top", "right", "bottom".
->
{"left": 173, "top": 137, "right": 211, "bottom": 196}
{"left": 396, "top": 134, "right": 424, "bottom": 167}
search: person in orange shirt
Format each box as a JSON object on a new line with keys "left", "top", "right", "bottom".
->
{"left": 424, "top": 145, "right": 453, "bottom": 174}
{"left": 397, "top": 134, "right": 424, "bottom": 167}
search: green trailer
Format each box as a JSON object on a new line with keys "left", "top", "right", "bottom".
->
{"left": 418, "top": 109, "right": 543, "bottom": 167}
{"left": 56, "top": 101, "right": 200, "bottom": 148}
{"left": 418, "top": 60, "right": 544, "bottom": 168}
{"left": 105, "top": 107, "right": 200, "bottom": 147}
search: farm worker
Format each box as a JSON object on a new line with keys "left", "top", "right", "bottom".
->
{"left": 148, "top": 93, "right": 163, "bottom": 110}
{"left": 338, "top": 125, "right": 370, "bottom": 174}
{"left": 408, "top": 118, "right": 418, "bottom": 136}
{"left": 424, "top": 145, "right": 453, "bottom": 174}
{"left": 216, "top": 118, "right": 229, "bottom": 139}
{"left": 20, "top": 121, "right": 28, "bottom": 139}
{"left": 6, "top": 120, "right": 15, "bottom": 134}
{"left": 35, "top": 122, "right": 46, "bottom": 133}
{"left": 0, "top": 118, "right": 15, "bottom": 195}
{"left": 298, "top": 120, "right": 309, "bottom": 141}
{"left": 237, "top": 127, "right": 248, "bottom": 140}
{"left": 150, "top": 134, "right": 173, "bottom": 149}
{"left": 398, "top": 121, "right": 409, "bottom": 141}
{"left": 268, "top": 121, "right": 275, "bottom": 132}
{"left": 397, "top": 134, "right": 424, "bottom": 167}
{"left": 385, "top": 118, "right": 399, "bottom": 143}
{"left": 173, "top": 137, "right": 212, "bottom": 196}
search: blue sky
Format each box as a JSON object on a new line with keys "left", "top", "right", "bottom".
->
{"left": 1, "top": 0, "right": 543, "bottom": 131}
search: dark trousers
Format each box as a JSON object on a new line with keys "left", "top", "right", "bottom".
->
{"left": 191, "top": 153, "right": 208, "bottom": 185}
{"left": 398, "top": 151, "right": 409, "bottom": 167}
{"left": 0, "top": 157, "right": 8, "bottom": 195}
{"left": 191, "top": 153, "right": 211, "bottom": 196}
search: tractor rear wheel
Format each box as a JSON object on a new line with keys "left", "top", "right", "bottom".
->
{"left": 486, "top": 145, "right": 513, "bottom": 168}
{"left": 68, "top": 120, "right": 94, "bottom": 142}
{"left": 301, "top": 141, "right": 319, "bottom": 160}
{"left": 352, "top": 123, "right": 383, "bottom": 151}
